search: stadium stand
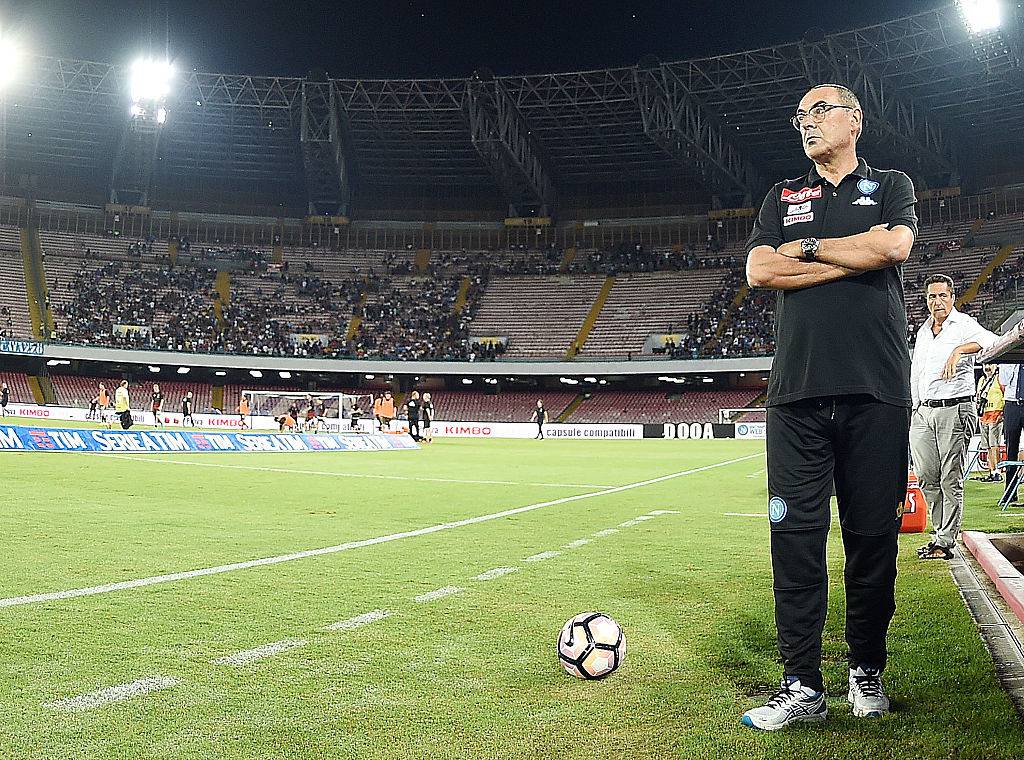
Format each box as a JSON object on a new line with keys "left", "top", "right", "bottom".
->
{"left": 471, "top": 275, "right": 606, "bottom": 358}
{"left": 49, "top": 375, "right": 216, "bottom": 412}
{"left": 582, "top": 267, "right": 736, "bottom": 358}
{"left": 0, "top": 253, "right": 32, "bottom": 339}
{"left": 0, "top": 371, "right": 35, "bottom": 404}
{"left": 567, "top": 389, "right": 762, "bottom": 424}
{"left": 432, "top": 391, "right": 577, "bottom": 422}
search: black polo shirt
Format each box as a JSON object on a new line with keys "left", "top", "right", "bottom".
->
{"left": 746, "top": 157, "right": 918, "bottom": 407}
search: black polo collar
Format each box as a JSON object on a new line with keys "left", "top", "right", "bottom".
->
{"left": 806, "top": 156, "right": 871, "bottom": 186}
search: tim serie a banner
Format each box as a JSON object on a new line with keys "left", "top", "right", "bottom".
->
{"left": 0, "top": 426, "right": 419, "bottom": 454}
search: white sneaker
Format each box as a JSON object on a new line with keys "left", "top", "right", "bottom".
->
{"left": 741, "top": 677, "right": 827, "bottom": 731}
{"left": 848, "top": 666, "right": 890, "bottom": 718}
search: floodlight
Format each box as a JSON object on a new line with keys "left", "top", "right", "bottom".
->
{"left": 148, "top": 366, "right": 160, "bottom": 373}
{"left": 462, "top": 378, "right": 473, "bottom": 385}
{"left": 364, "top": 374, "right": 375, "bottom": 379}
{"left": 177, "top": 367, "right": 190, "bottom": 374}
{"left": 249, "top": 370, "right": 263, "bottom": 378}
{"left": 130, "top": 58, "right": 173, "bottom": 103}
{"left": 0, "top": 37, "right": 21, "bottom": 89}
{"left": 279, "top": 371, "right": 291, "bottom": 379}
{"left": 960, "top": 0, "right": 1002, "bottom": 34}
{"left": 214, "top": 370, "right": 227, "bottom": 377}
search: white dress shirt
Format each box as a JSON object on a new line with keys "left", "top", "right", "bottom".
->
{"left": 912, "top": 308, "right": 997, "bottom": 407}
{"left": 999, "top": 363, "right": 1024, "bottom": 402}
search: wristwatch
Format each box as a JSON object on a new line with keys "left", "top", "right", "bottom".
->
{"left": 800, "top": 237, "right": 821, "bottom": 262}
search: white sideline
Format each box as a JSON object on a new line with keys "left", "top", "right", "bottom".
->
{"left": 414, "top": 586, "right": 464, "bottom": 603}
{"left": 0, "top": 453, "right": 761, "bottom": 610}
{"left": 523, "top": 550, "right": 561, "bottom": 562}
{"left": 472, "top": 567, "right": 519, "bottom": 581}
{"left": 563, "top": 538, "right": 591, "bottom": 549}
{"left": 45, "top": 676, "right": 179, "bottom": 712}
{"left": 591, "top": 528, "right": 619, "bottom": 537}
{"left": 95, "top": 454, "right": 615, "bottom": 489}
{"left": 324, "top": 609, "right": 392, "bottom": 631}
{"left": 211, "top": 639, "right": 308, "bottom": 666}
{"left": 724, "top": 512, "right": 767, "bottom": 518}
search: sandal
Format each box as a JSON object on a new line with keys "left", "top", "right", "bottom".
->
{"left": 919, "top": 544, "right": 954, "bottom": 560}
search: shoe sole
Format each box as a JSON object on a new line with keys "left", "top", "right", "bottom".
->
{"left": 741, "top": 710, "right": 828, "bottom": 731}
{"left": 848, "top": 695, "right": 889, "bottom": 718}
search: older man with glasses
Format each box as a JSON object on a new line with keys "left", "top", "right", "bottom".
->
{"left": 743, "top": 83, "right": 918, "bottom": 730}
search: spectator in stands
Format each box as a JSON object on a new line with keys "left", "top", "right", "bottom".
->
{"left": 910, "top": 274, "right": 996, "bottom": 561}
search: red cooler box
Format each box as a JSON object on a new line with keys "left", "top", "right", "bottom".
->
{"left": 901, "top": 471, "right": 927, "bottom": 533}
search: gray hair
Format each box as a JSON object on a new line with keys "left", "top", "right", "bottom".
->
{"left": 807, "top": 83, "right": 863, "bottom": 139}
{"left": 924, "top": 274, "right": 955, "bottom": 293}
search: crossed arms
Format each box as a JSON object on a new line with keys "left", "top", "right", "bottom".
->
{"left": 746, "top": 224, "right": 915, "bottom": 290}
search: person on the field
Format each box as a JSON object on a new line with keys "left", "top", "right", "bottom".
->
{"left": 976, "top": 364, "right": 1005, "bottom": 483}
{"left": 150, "top": 383, "right": 163, "bottom": 427}
{"left": 421, "top": 392, "right": 434, "bottom": 442}
{"left": 238, "top": 395, "right": 251, "bottom": 430}
{"left": 742, "top": 83, "right": 918, "bottom": 730}
{"left": 405, "top": 390, "right": 421, "bottom": 441}
{"left": 530, "top": 399, "right": 548, "bottom": 439}
{"left": 375, "top": 391, "right": 396, "bottom": 432}
{"left": 87, "top": 393, "right": 99, "bottom": 421}
{"left": 181, "top": 391, "right": 196, "bottom": 427}
{"left": 98, "top": 383, "right": 110, "bottom": 425}
{"left": 910, "top": 274, "right": 996, "bottom": 560}
{"left": 0, "top": 382, "right": 9, "bottom": 417}
{"left": 114, "top": 380, "right": 133, "bottom": 430}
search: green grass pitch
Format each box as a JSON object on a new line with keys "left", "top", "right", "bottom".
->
{"left": 1, "top": 421, "right": 1023, "bottom": 759}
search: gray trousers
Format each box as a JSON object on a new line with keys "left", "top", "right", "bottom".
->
{"left": 909, "top": 402, "right": 978, "bottom": 548}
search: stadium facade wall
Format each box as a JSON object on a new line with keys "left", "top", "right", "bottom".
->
{"left": 24, "top": 343, "right": 774, "bottom": 377}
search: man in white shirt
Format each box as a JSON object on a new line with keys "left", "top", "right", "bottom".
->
{"left": 998, "top": 362, "right": 1024, "bottom": 503}
{"left": 910, "top": 275, "right": 997, "bottom": 559}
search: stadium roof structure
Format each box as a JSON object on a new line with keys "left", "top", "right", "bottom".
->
{"left": 0, "top": 2, "right": 1021, "bottom": 216}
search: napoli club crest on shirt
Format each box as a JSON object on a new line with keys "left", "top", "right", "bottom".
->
{"left": 857, "top": 178, "right": 880, "bottom": 195}
{"left": 768, "top": 496, "right": 788, "bottom": 523}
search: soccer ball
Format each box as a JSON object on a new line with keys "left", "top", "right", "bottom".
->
{"left": 557, "top": 612, "right": 626, "bottom": 679}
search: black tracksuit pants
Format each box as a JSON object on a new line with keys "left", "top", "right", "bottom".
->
{"left": 1003, "top": 400, "right": 1023, "bottom": 501}
{"left": 766, "top": 395, "right": 910, "bottom": 693}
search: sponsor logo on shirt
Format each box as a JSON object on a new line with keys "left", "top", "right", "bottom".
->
{"left": 783, "top": 212, "right": 814, "bottom": 226}
{"left": 780, "top": 186, "right": 823, "bottom": 204}
{"left": 852, "top": 196, "right": 878, "bottom": 206}
{"left": 857, "top": 178, "right": 880, "bottom": 195}
{"left": 787, "top": 201, "right": 812, "bottom": 215}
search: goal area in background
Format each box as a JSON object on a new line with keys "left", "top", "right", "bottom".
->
{"left": 243, "top": 390, "right": 375, "bottom": 421}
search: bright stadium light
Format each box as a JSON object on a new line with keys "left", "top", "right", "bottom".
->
{"left": 702, "top": 377, "right": 714, "bottom": 384}
{"left": 177, "top": 367, "right": 190, "bottom": 374}
{"left": 130, "top": 58, "right": 173, "bottom": 102}
{"left": 0, "top": 37, "right": 22, "bottom": 89}
{"left": 249, "top": 370, "right": 263, "bottom": 378}
{"left": 214, "top": 370, "right": 227, "bottom": 377}
{"left": 364, "top": 374, "right": 375, "bottom": 379}
{"left": 279, "top": 371, "right": 291, "bottom": 379}
{"left": 462, "top": 378, "right": 473, "bottom": 385}
{"left": 960, "top": 0, "right": 1002, "bottom": 34}
{"left": 148, "top": 366, "right": 160, "bottom": 373}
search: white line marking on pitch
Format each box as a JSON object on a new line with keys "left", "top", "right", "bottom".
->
{"left": 414, "top": 586, "right": 464, "bottom": 603}
{"left": 563, "top": 538, "right": 591, "bottom": 549}
{"left": 324, "top": 609, "right": 392, "bottom": 631}
{"left": 45, "top": 676, "right": 179, "bottom": 712}
{"left": 746, "top": 468, "right": 767, "bottom": 479}
{"left": 646, "top": 510, "right": 681, "bottom": 516}
{"left": 592, "top": 528, "right": 620, "bottom": 537}
{"left": 211, "top": 638, "right": 308, "bottom": 666}
{"left": 524, "top": 550, "right": 562, "bottom": 562}
{"left": 0, "top": 453, "right": 761, "bottom": 610}
{"left": 618, "top": 519, "right": 642, "bottom": 528}
{"left": 473, "top": 567, "right": 519, "bottom": 581}
{"left": 94, "top": 454, "right": 615, "bottom": 490}
{"left": 724, "top": 513, "right": 766, "bottom": 518}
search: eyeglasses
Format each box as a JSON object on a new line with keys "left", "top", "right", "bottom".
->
{"left": 791, "top": 103, "right": 857, "bottom": 131}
